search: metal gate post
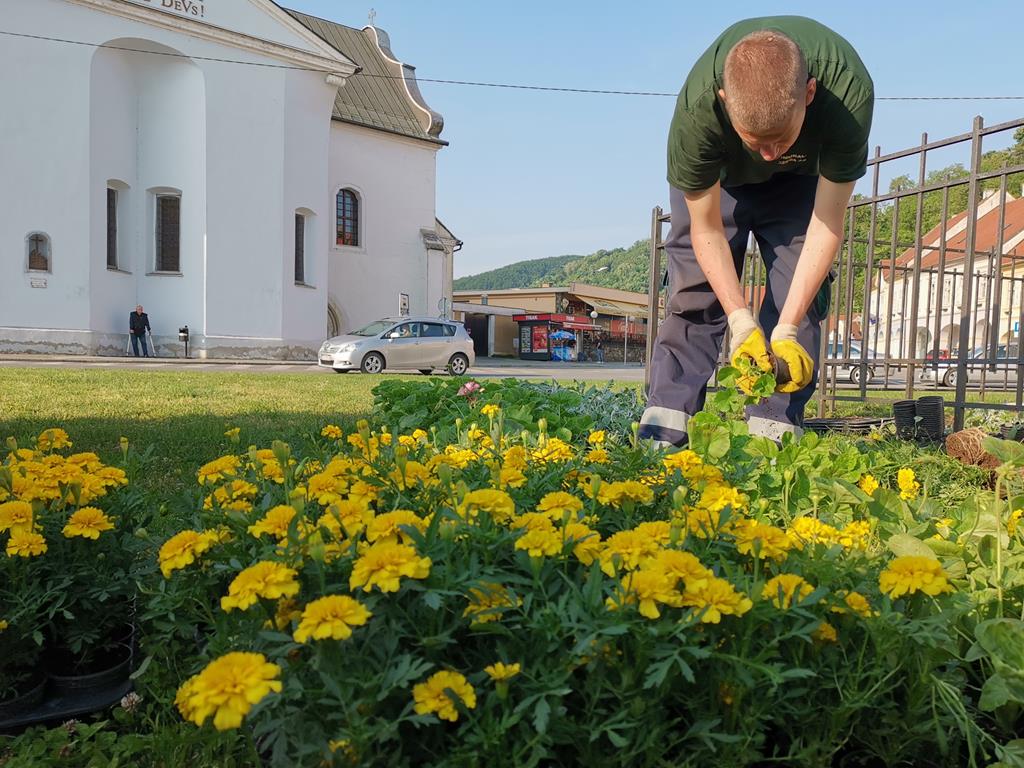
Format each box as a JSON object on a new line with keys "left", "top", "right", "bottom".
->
{"left": 953, "top": 116, "right": 985, "bottom": 431}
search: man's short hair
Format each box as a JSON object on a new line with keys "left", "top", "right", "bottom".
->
{"left": 722, "top": 30, "right": 807, "bottom": 136}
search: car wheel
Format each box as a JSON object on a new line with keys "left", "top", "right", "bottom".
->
{"left": 418, "top": 369, "right": 433, "bottom": 376}
{"left": 361, "top": 352, "right": 385, "bottom": 375}
{"left": 447, "top": 353, "right": 469, "bottom": 376}
{"left": 942, "top": 369, "right": 961, "bottom": 388}
{"left": 849, "top": 366, "right": 861, "bottom": 385}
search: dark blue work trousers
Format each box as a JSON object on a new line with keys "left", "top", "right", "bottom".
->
{"left": 639, "top": 173, "right": 828, "bottom": 446}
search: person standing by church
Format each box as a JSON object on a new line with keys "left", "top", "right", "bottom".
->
{"left": 129, "top": 304, "right": 151, "bottom": 358}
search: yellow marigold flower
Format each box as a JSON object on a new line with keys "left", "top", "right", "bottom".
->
{"left": 412, "top": 670, "right": 476, "bottom": 722}
{"left": 318, "top": 499, "right": 374, "bottom": 540}
{"left": 293, "top": 595, "right": 372, "bottom": 643}
{"left": 307, "top": 473, "right": 347, "bottom": 506}
{"left": 587, "top": 430, "right": 606, "bottom": 446}
{"left": 510, "top": 512, "right": 557, "bottom": 532}
{"left": 680, "top": 576, "right": 752, "bottom": 623}
{"left": 597, "top": 480, "right": 654, "bottom": 508}
{"left": 62, "top": 507, "right": 114, "bottom": 540}
{"left": 0, "top": 620, "right": 7, "bottom": 632}
{"left": 6, "top": 530, "right": 47, "bottom": 557}
{"left": 224, "top": 427, "right": 240, "bottom": 440}
{"left": 732, "top": 519, "right": 792, "bottom": 561}
{"left": 652, "top": 549, "right": 712, "bottom": 590}
{"left": 599, "top": 529, "right": 661, "bottom": 575}
{"left": 397, "top": 434, "right": 417, "bottom": 448}
{"left": 197, "top": 455, "right": 240, "bottom": 486}
{"left": 36, "top": 428, "right": 72, "bottom": 452}
{"left": 837, "top": 520, "right": 872, "bottom": 549}
{"left": 661, "top": 448, "right": 702, "bottom": 473}
{"left": 499, "top": 466, "right": 527, "bottom": 488}
{"left": 515, "top": 527, "right": 563, "bottom": 558}
{"left": 66, "top": 452, "right": 102, "bottom": 470}
{"left": 248, "top": 505, "right": 297, "bottom": 540}
{"left": 462, "top": 582, "right": 520, "bottom": 624}
{"left": 762, "top": 574, "right": 815, "bottom": 609}
{"left": 1007, "top": 509, "right": 1022, "bottom": 538}
{"left": 586, "top": 448, "right": 610, "bottom": 464}
{"left": 531, "top": 437, "right": 574, "bottom": 463}
{"left": 266, "top": 598, "right": 302, "bottom": 631}
{"left": 175, "top": 652, "right": 281, "bottom": 731}
{"left": 634, "top": 521, "right": 672, "bottom": 545}
{"left": 858, "top": 474, "right": 880, "bottom": 496}
{"left": 536, "top": 491, "right": 584, "bottom": 521}
{"left": 411, "top": 428, "right": 429, "bottom": 442}
{"left": 897, "top": 468, "right": 920, "bottom": 501}
{"left": 349, "top": 541, "right": 431, "bottom": 593}
{"left": 221, "top": 561, "right": 300, "bottom": 612}
{"left": 158, "top": 529, "right": 219, "bottom": 578}
{"left": 563, "top": 522, "right": 602, "bottom": 565}
{"left": 606, "top": 568, "right": 682, "bottom": 619}
{"left": 787, "top": 517, "right": 839, "bottom": 548}
{"left": 366, "top": 509, "right": 428, "bottom": 544}
{"left": 831, "top": 590, "right": 878, "bottom": 618}
{"left": 0, "top": 500, "right": 34, "bottom": 536}
{"left": 388, "top": 460, "right": 432, "bottom": 491}
{"left": 813, "top": 621, "right": 838, "bottom": 643}
{"left": 502, "top": 445, "right": 529, "bottom": 471}
{"left": 457, "top": 488, "right": 516, "bottom": 524}
{"left": 202, "top": 479, "right": 258, "bottom": 512}
{"left": 484, "top": 662, "right": 521, "bottom": 681}
{"left": 93, "top": 465, "right": 128, "bottom": 488}
{"left": 679, "top": 506, "right": 732, "bottom": 539}
{"left": 320, "top": 424, "right": 343, "bottom": 439}
{"left": 481, "top": 403, "right": 501, "bottom": 418}
{"left": 696, "top": 483, "right": 746, "bottom": 514}
{"left": 879, "top": 556, "right": 953, "bottom": 598}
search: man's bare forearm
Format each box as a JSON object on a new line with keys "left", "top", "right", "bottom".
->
{"left": 684, "top": 184, "right": 747, "bottom": 316}
{"left": 778, "top": 178, "right": 854, "bottom": 327}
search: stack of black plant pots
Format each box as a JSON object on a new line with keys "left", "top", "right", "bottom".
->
{"left": 892, "top": 397, "right": 946, "bottom": 443}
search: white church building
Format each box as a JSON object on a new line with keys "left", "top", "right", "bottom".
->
{"left": 1, "top": 0, "right": 459, "bottom": 358}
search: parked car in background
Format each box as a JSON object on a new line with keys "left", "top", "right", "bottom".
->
{"left": 825, "top": 341, "right": 879, "bottom": 384}
{"left": 318, "top": 317, "right": 474, "bottom": 375}
{"left": 921, "top": 344, "right": 1020, "bottom": 388}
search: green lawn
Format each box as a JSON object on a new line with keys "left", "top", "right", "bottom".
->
{"left": 1, "top": 367, "right": 1015, "bottom": 493}
{"left": 0, "top": 368, "right": 396, "bottom": 493}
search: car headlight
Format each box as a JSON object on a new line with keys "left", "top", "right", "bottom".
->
{"left": 337, "top": 344, "right": 355, "bottom": 354}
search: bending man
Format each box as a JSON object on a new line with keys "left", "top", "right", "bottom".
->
{"left": 640, "top": 16, "right": 874, "bottom": 446}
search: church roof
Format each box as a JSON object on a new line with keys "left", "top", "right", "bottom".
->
{"left": 285, "top": 9, "right": 447, "bottom": 146}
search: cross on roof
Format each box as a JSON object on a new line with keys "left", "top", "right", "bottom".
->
{"left": 368, "top": 8, "right": 376, "bottom": 26}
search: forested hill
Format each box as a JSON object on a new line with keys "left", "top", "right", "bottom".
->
{"left": 454, "top": 240, "right": 651, "bottom": 293}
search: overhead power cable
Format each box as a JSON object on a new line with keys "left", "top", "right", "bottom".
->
{"left": 2, "top": 28, "right": 1024, "bottom": 101}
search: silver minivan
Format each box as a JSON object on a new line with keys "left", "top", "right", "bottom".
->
{"left": 318, "top": 316, "right": 475, "bottom": 375}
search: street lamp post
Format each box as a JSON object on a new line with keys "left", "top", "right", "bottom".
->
{"left": 590, "top": 309, "right": 598, "bottom": 363}
{"left": 624, "top": 316, "right": 632, "bottom": 363}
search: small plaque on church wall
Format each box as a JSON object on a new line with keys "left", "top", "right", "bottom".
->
{"left": 30, "top": 278, "right": 47, "bottom": 289}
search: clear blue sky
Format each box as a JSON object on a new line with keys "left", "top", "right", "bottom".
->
{"left": 288, "top": 0, "right": 1024, "bottom": 278}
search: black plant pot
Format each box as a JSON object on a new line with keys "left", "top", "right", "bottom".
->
{"left": 893, "top": 400, "right": 918, "bottom": 440}
{"left": 46, "top": 642, "right": 133, "bottom": 697}
{"left": 915, "top": 396, "right": 946, "bottom": 442}
{"left": 0, "top": 672, "right": 46, "bottom": 720}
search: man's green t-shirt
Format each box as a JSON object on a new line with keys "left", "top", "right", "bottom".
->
{"left": 667, "top": 16, "right": 874, "bottom": 192}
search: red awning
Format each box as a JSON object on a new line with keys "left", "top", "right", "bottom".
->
{"left": 562, "top": 323, "right": 602, "bottom": 331}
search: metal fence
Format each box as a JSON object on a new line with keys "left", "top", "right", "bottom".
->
{"left": 646, "top": 115, "right": 1024, "bottom": 429}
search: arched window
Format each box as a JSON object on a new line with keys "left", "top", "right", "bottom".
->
{"left": 27, "top": 233, "right": 51, "bottom": 272}
{"left": 336, "top": 189, "right": 360, "bottom": 247}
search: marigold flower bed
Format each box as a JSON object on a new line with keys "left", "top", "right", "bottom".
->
{"left": 3, "top": 381, "right": 1024, "bottom": 767}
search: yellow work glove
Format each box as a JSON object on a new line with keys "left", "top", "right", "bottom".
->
{"left": 727, "top": 308, "right": 772, "bottom": 395}
{"left": 770, "top": 324, "right": 814, "bottom": 393}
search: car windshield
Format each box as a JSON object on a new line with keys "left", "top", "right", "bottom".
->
{"left": 347, "top": 320, "right": 396, "bottom": 337}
